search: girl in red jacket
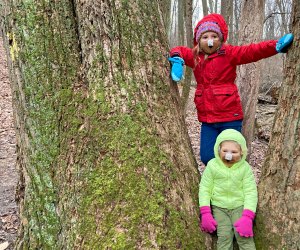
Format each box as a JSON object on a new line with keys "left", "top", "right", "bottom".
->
{"left": 169, "top": 13, "right": 293, "bottom": 165}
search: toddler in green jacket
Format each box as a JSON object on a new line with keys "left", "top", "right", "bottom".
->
{"left": 199, "top": 129, "right": 257, "bottom": 250}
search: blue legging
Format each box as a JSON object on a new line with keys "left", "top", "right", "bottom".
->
{"left": 200, "top": 120, "right": 243, "bottom": 165}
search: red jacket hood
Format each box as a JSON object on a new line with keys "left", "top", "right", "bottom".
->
{"left": 193, "top": 14, "right": 228, "bottom": 46}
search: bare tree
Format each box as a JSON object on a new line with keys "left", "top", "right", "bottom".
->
{"left": 202, "top": 0, "right": 209, "bottom": 16}
{"left": 236, "top": 0, "right": 265, "bottom": 157}
{"left": 221, "top": 0, "right": 234, "bottom": 43}
{"left": 181, "top": 0, "right": 194, "bottom": 111}
{"left": 160, "top": 0, "right": 172, "bottom": 32}
{"left": 255, "top": 1, "right": 300, "bottom": 248}
{"left": 264, "top": 1, "right": 277, "bottom": 39}
{"left": 264, "top": 0, "right": 293, "bottom": 38}
{"left": 178, "top": 0, "right": 185, "bottom": 45}
{"left": 232, "top": 0, "right": 242, "bottom": 44}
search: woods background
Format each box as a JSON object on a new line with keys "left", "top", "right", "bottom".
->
{"left": 0, "top": 0, "right": 299, "bottom": 249}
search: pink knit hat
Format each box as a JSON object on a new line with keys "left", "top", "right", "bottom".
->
{"left": 195, "top": 21, "right": 223, "bottom": 42}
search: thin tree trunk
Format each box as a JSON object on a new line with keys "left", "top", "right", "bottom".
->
{"left": 1, "top": 1, "right": 205, "bottom": 248}
{"left": 178, "top": 0, "right": 185, "bottom": 45}
{"left": 236, "top": 0, "right": 265, "bottom": 158}
{"left": 214, "top": 0, "right": 218, "bottom": 13}
{"left": 255, "top": 1, "right": 300, "bottom": 248}
{"left": 276, "top": 0, "right": 289, "bottom": 35}
{"left": 181, "top": 0, "right": 193, "bottom": 111}
{"left": 160, "top": 0, "right": 172, "bottom": 32}
{"left": 208, "top": 0, "right": 214, "bottom": 14}
{"left": 202, "top": 0, "right": 209, "bottom": 16}
{"left": 221, "top": 0, "right": 234, "bottom": 44}
{"left": 233, "top": 0, "right": 242, "bottom": 45}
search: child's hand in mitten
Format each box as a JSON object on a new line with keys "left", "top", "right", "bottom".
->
{"left": 276, "top": 33, "right": 294, "bottom": 53}
{"left": 234, "top": 209, "right": 255, "bottom": 237}
{"left": 168, "top": 56, "right": 185, "bottom": 82}
{"left": 199, "top": 206, "right": 217, "bottom": 233}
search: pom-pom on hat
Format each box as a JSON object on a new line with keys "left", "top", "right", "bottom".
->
{"left": 195, "top": 21, "right": 223, "bottom": 42}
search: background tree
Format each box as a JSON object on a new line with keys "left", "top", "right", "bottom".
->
{"left": 221, "top": 0, "right": 234, "bottom": 43}
{"left": 1, "top": 1, "right": 205, "bottom": 248}
{"left": 236, "top": 0, "right": 265, "bottom": 157}
{"left": 264, "top": 0, "right": 292, "bottom": 39}
{"left": 160, "top": 0, "right": 172, "bottom": 32}
{"left": 255, "top": 1, "right": 300, "bottom": 248}
{"left": 181, "top": 0, "right": 194, "bottom": 111}
{"left": 178, "top": 0, "right": 185, "bottom": 46}
{"left": 202, "top": 0, "right": 208, "bottom": 16}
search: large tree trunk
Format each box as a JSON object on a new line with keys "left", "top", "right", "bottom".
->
{"left": 1, "top": 1, "right": 205, "bottom": 249}
{"left": 236, "top": 0, "right": 265, "bottom": 157}
{"left": 255, "top": 1, "right": 300, "bottom": 249}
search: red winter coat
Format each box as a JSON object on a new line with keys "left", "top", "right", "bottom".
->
{"left": 170, "top": 14, "right": 278, "bottom": 123}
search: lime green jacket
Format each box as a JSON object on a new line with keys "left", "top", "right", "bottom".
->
{"left": 199, "top": 129, "right": 258, "bottom": 212}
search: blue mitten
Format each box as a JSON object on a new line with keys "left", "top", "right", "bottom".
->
{"left": 168, "top": 56, "right": 185, "bottom": 82}
{"left": 276, "top": 33, "right": 294, "bottom": 53}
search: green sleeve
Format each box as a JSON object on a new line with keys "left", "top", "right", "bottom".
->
{"left": 199, "top": 165, "right": 214, "bottom": 207}
{"left": 243, "top": 164, "right": 258, "bottom": 212}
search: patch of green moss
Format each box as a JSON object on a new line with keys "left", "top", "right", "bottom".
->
{"left": 76, "top": 111, "right": 200, "bottom": 249}
{"left": 254, "top": 213, "right": 282, "bottom": 249}
{"left": 9, "top": 0, "right": 81, "bottom": 248}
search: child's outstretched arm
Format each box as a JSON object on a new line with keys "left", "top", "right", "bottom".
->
{"left": 229, "top": 33, "right": 294, "bottom": 65}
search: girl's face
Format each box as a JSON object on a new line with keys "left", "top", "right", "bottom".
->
{"left": 199, "top": 31, "right": 221, "bottom": 55}
{"left": 219, "top": 141, "right": 242, "bottom": 167}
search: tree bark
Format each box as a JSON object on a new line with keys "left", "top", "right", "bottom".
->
{"left": 221, "top": 0, "right": 233, "bottom": 44}
{"left": 236, "top": 0, "right": 265, "bottom": 158}
{"left": 202, "top": 0, "right": 209, "bottom": 16}
{"left": 1, "top": 0, "right": 205, "bottom": 249}
{"left": 233, "top": 0, "right": 242, "bottom": 45}
{"left": 255, "top": 1, "right": 300, "bottom": 248}
{"left": 181, "top": 0, "right": 194, "bottom": 111}
{"left": 178, "top": 0, "right": 185, "bottom": 46}
{"left": 208, "top": 0, "right": 214, "bottom": 14}
{"left": 160, "top": 0, "right": 172, "bottom": 32}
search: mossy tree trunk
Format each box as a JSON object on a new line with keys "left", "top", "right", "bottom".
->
{"left": 255, "top": 2, "right": 300, "bottom": 249}
{"left": 1, "top": 0, "right": 205, "bottom": 249}
{"left": 236, "top": 0, "right": 265, "bottom": 158}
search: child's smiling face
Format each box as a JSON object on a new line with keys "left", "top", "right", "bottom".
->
{"left": 219, "top": 140, "right": 242, "bottom": 167}
{"left": 199, "top": 31, "right": 221, "bottom": 54}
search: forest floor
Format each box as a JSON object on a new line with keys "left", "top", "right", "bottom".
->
{"left": 0, "top": 37, "right": 275, "bottom": 249}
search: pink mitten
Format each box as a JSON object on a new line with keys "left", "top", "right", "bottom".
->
{"left": 234, "top": 209, "right": 255, "bottom": 237}
{"left": 200, "top": 206, "right": 217, "bottom": 233}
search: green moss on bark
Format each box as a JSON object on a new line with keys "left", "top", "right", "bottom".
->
{"left": 5, "top": 0, "right": 204, "bottom": 249}
{"left": 254, "top": 213, "right": 282, "bottom": 250}
{"left": 7, "top": 1, "right": 81, "bottom": 249}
